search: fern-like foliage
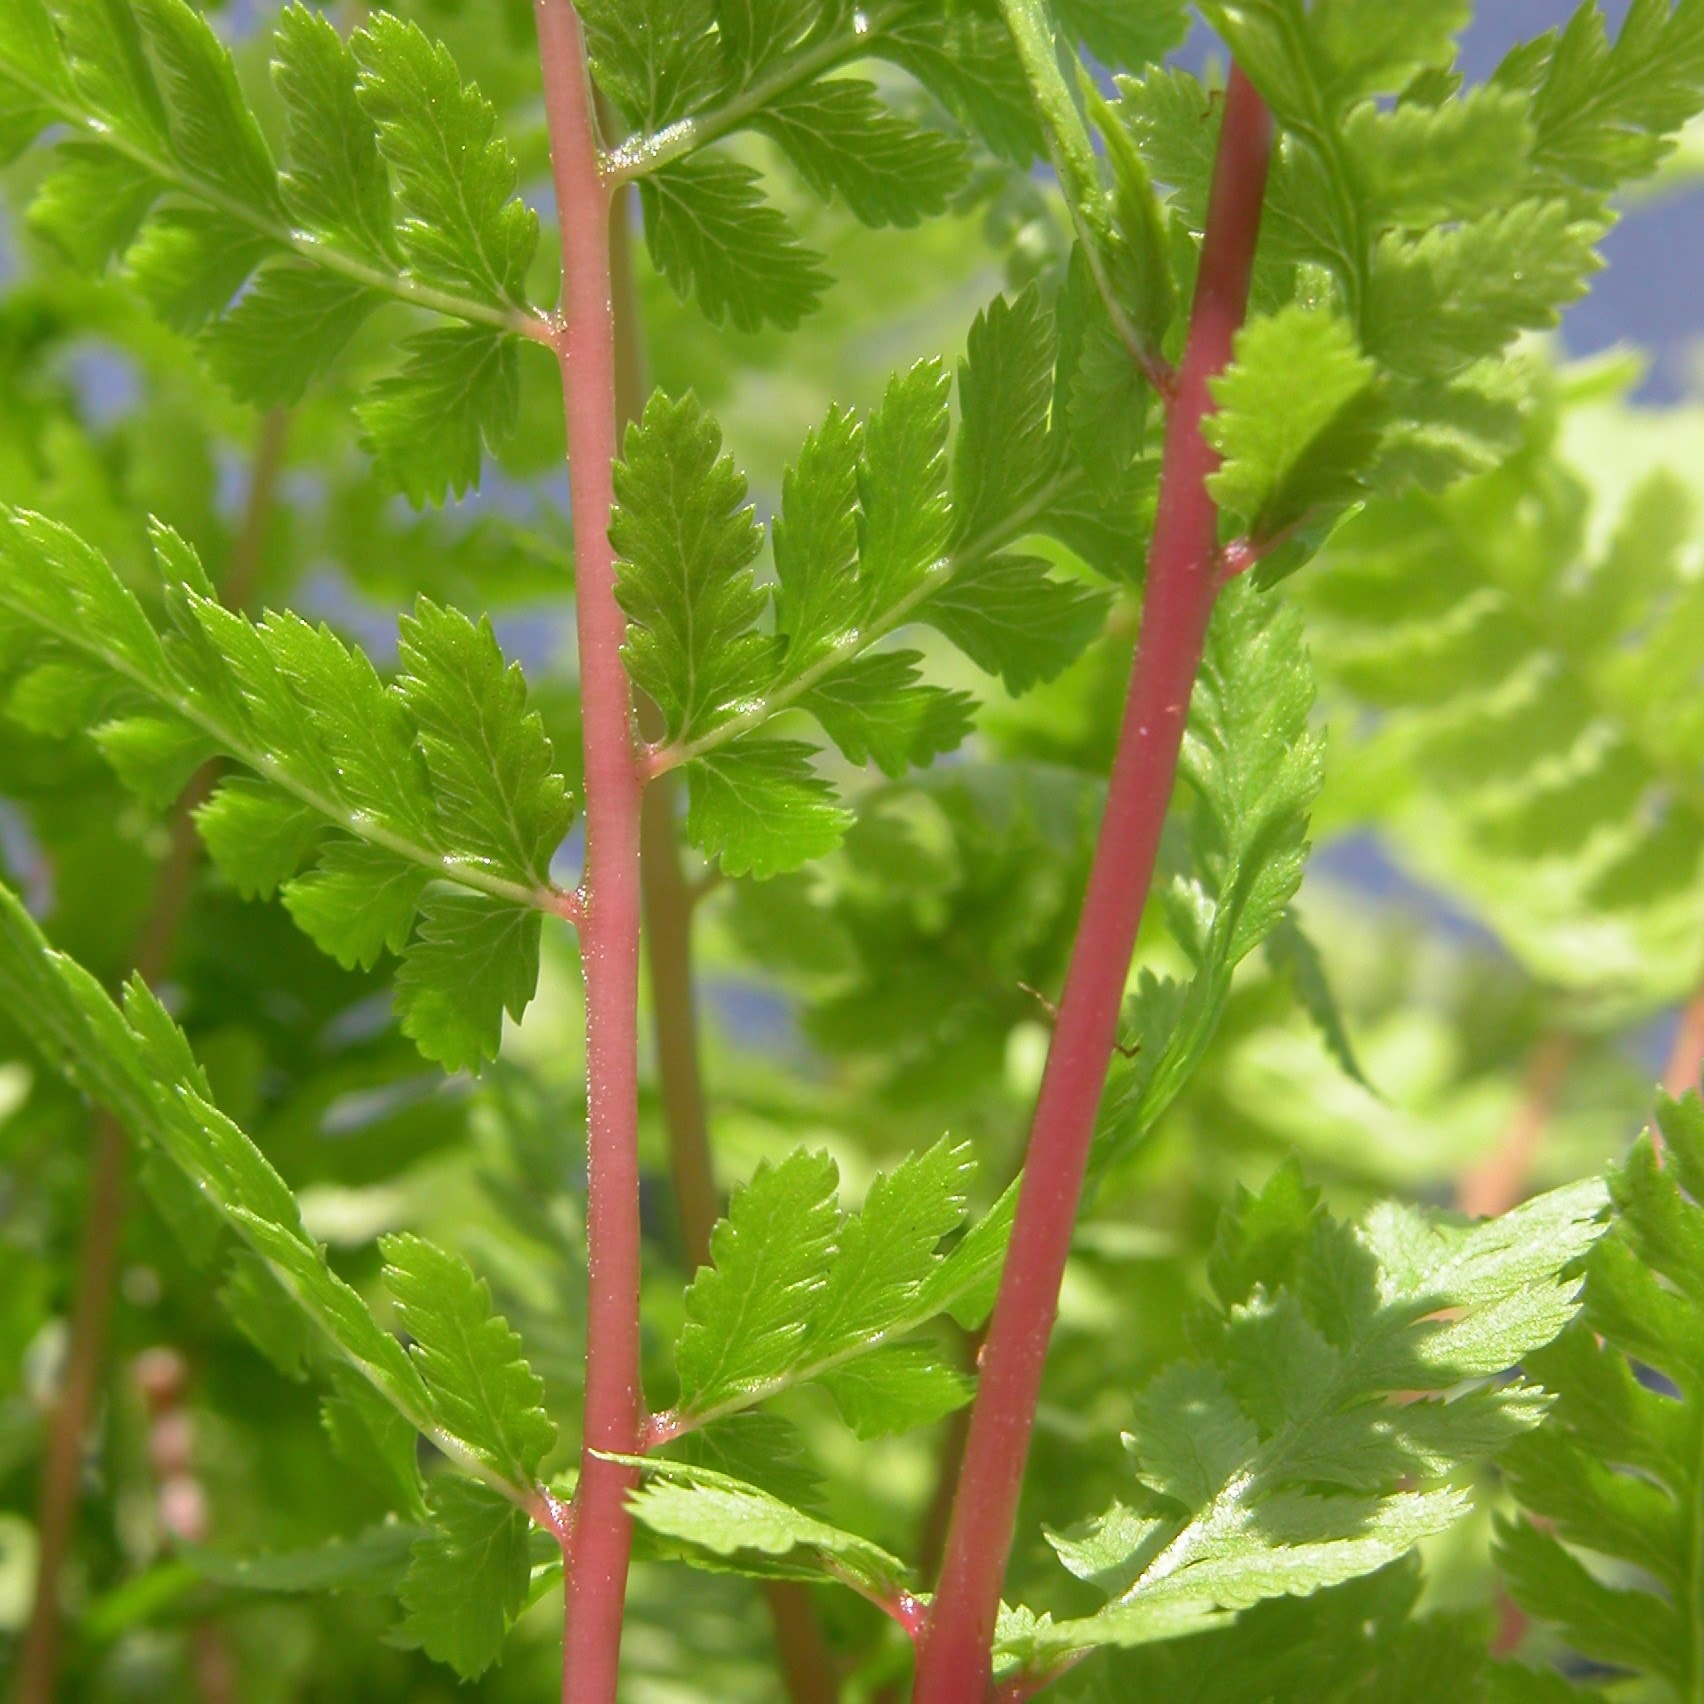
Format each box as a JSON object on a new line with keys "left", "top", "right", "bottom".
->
{"left": 1302, "top": 377, "right": 1704, "bottom": 1015}
{"left": 583, "top": 0, "right": 1190, "bottom": 332}
{"left": 0, "top": 878, "right": 555, "bottom": 1676}
{"left": 1003, "top": 0, "right": 1704, "bottom": 593}
{"left": 618, "top": 1158, "right": 1604, "bottom": 1690}
{"left": 1094, "top": 578, "right": 1328, "bottom": 1172}
{"left": 1496, "top": 1090, "right": 1704, "bottom": 1696}
{"left": 656, "top": 1136, "right": 1010, "bottom": 1441}
{"left": 1076, "top": 1559, "right": 1496, "bottom": 1704}
{"left": 615, "top": 286, "right": 1131, "bottom": 875}
{"left": 1007, "top": 1165, "right": 1606, "bottom": 1672}
{"left": 0, "top": 0, "right": 544, "bottom": 499}
{"left": 0, "top": 509, "right": 575, "bottom": 1068}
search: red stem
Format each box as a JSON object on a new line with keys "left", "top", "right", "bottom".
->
{"left": 1663, "top": 981, "right": 1704, "bottom": 1099}
{"left": 534, "top": 7, "right": 645, "bottom": 1702}
{"left": 911, "top": 68, "right": 1274, "bottom": 1704}
{"left": 1457, "top": 1032, "right": 1577, "bottom": 1219}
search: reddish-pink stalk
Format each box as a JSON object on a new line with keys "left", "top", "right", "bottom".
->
{"left": 1663, "top": 982, "right": 1704, "bottom": 1098}
{"left": 911, "top": 68, "right": 1275, "bottom": 1704}
{"left": 534, "top": 6, "right": 645, "bottom": 1702}
{"left": 1457, "top": 1032, "right": 1578, "bottom": 1220}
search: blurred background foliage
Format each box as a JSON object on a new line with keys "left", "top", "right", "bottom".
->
{"left": 0, "top": 0, "right": 1700, "bottom": 1699}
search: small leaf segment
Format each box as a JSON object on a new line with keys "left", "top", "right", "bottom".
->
{"left": 1497, "top": 1090, "right": 1704, "bottom": 1698}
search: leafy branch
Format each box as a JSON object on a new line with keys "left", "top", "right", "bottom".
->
{"left": 0, "top": 510, "right": 578, "bottom": 1069}
{"left": 0, "top": 878, "right": 559, "bottom": 1678}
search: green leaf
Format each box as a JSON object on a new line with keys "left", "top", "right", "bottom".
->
{"left": 381, "top": 1233, "right": 556, "bottom": 1487}
{"left": 395, "top": 599, "right": 571, "bottom": 887}
{"left": 280, "top": 843, "right": 427, "bottom": 972}
{"left": 614, "top": 391, "right": 770, "bottom": 744}
{"left": 123, "top": 206, "right": 275, "bottom": 333}
{"left": 28, "top": 144, "right": 162, "bottom": 269}
{"left": 132, "top": 0, "right": 281, "bottom": 212}
{"left": 772, "top": 404, "right": 864, "bottom": 678}
{"left": 755, "top": 77, "right": 969, "bottom": 228}
{"left": 1054, "top": 0, "right": 1189, "bottom": 69}
{"left": 922, "top": 554, "right": 1109, "bottom": 693}
{"left": 951, "top": 287, "right": 1062, "bottom": 547}
{"left": 0, "top": 883, "right": 552, "bottom": 1490}
{"left": 1520, "top": 0, "right": 1704, "bottom": 194}
{"left": 856, "top": 357, "right": 953, "bottom": 613}
{"left": 880, "top": 6, "right": 1042, "bottom": 166}
{"left": 205, "top": 265, "right": 383, "bottom": 409}
{"left": 1264, "top": 911, "right": 1370, "bottom": 1087}
{"left": 800, "top": 1136, "right": 976, "bottom": 1361}
{"left": 1364, "top": 201, "right": 1604, "bottom": 381}
{"left": 1056, "top": 246, "right": 1153, "bottom": 498}
{"left": 184, "top": 1523, "right": 424, "bottom": 1596}
{"left": 398, "top": 1478, "right": 531, "bottom": 1680}
{"left": 352, "top": 13, "right": 536, "bottom": 308}
{"left": 675, "top": 1148, "right": 842, "bottom": 1415}
{"left": 272, "top": 3, "right": 398, "bottom": 268}
{"left": 618, "top": 1455, "right": 910, "bottom": 1598}
{"left": 1496, "top": 1095, "right": 1704, "bottom": 1693}
{"left": 640, "top": 154, "right": 828, "bottom": 333}
{"left": 92, "top": 713, "right": 214, "bottom": 809}
{"left": 1022, "top": 1174, "right": 1607, "bottom": 1665}
{"left": 0, "top": 510, "right": 571, "bottom": 1064}
{"left": 1207, "top": 303, "right": 1382, "bottom": 537}
{"left": 801, "top": 651, "right": 975, "bottom": 777}
{"left": 322, "top": 1362, "right": 427, "bottom": 1520}
{"left": 358, "top": 326, "right": 521, "bottom": 506}
{"left": 818, "top": 1342, "right": 972, "bottom": 1439}
{"left": 686, "top": 737, "right": 850, "bottom": 878}
{"left": 195, "top": 779, "right": 324, "bottom": 901}
{"left": 579, "top": 0, "right": 725, "bottom": 130}
{"left": 220, "top": 1248, "right": 316, "bottom": 1380}
{"left": 394, "top": 891, "right": 542, "bottom": 1073}
{"left": 1097, "top": 581, "right": 1324, "bottom": 1165}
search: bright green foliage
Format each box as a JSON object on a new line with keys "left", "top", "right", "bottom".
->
{"left": 664, "top": 1137, "right": 988, "bottom": 1432}
{"left": 1068, "top": 0, "right": 1704, "bottom": 571}
{"left": 0, "top": 510, "right": 572, "bottom": 1067}
{"left": 1301, "top": 380, "right": 1704, "bottom": 1012}
{"left": 0, "top": 1, "right": 1696, "bottom": 1697}
{"left": 590, "top": 0, "right": 1184, "bottom": 329}
{"left": 0, "top": 874, "right": 554, "bottom": 1677}
{"left": 0, "top": 880, "right": 552, "bottom": 1508}
{"left": 1207, "top": 304, "right": 1381, "bottom": 540}
{"left": 1495, "top": 1093, "right": 1704, "bottom": 1695}
{"left": 0, "top": 0, "right": 538, "bottom": 495}
{"left": 381, "top": 1234, "right": 557, "bottom": 1489}
{"left": 1512, "top": 0, "right": 1704, "bottom": 194}
{"left": 1097, "top": 580, "right": 1324, "bottom": 1165}
{"left": 1072, "top": 1561, "right": 1505, "bottom": 1703}
{"left": 615, "top": 290, "right": 1125, "bottom": 875}
{"left": 1021, "top": 1168, "right": 1605, "bottom": 1664}
{"left": 618, "top": 1455, "right": 911, "bottom": 1600}
{"left": 397, "top": 1478, "right": 534, "bottom": 1680}
{"left": 184, "top": 1523, "right": 425, "bottom": 1597}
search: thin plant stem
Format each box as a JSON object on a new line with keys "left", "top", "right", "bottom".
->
{"left": 534, "top": 7, "right": 645, "bottom": 1702}
{"left": 1457, "top": 1032, "right": 1578, "bottom": 1219}
{"left": 1663, "top": 982, "right": 1704, "bottom": 1098}
{"left": 15, "top": 411, "right": 288, "bottom": 1704}
{"left": 911, "top": 68, "right": 1275, "bottom": 1704}
{"left": 605, "top": 165, "right": 842, "bottom": 1704}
